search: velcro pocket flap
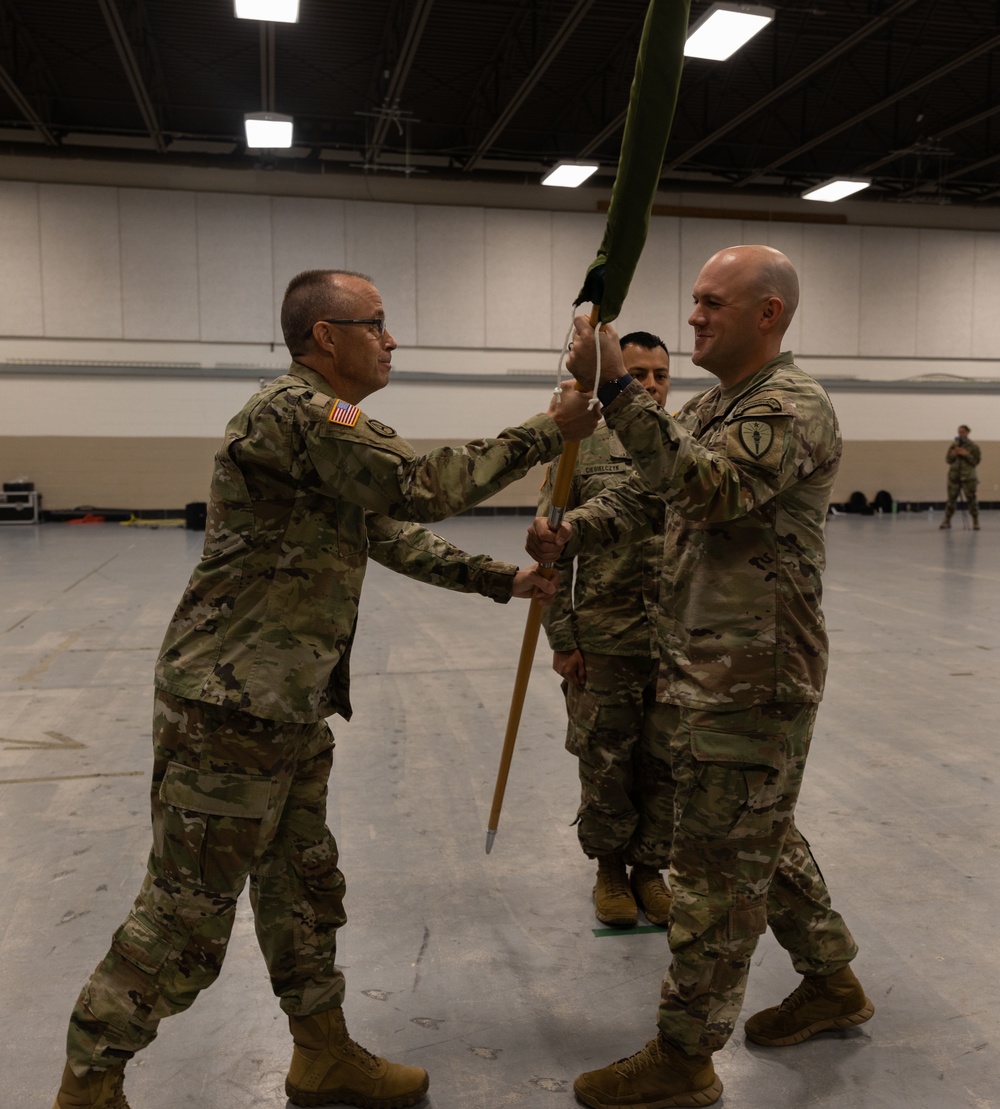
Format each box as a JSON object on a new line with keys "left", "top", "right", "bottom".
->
{"left": 689, "top": 728, "right": 783, "bottom": 769}
{"left": 159, "top": 760, "right": 271, "bottom": 819}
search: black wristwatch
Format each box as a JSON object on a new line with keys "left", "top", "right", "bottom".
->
{"left": 597, "top": 374, "right": 634, "bottom": 407}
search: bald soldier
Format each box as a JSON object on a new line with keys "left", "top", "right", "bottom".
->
{"left": 528, "top": 246, "right": 872, "bottom": 1108}
{"left": 52, "top": 269, "right": 598, "bottom": 1109}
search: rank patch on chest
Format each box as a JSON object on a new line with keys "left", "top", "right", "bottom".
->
{"left": 737, "top": 419, "right": 774, "bottom": 459}
{"left": 328, "top": 399, "right": 361, "bottom": 427}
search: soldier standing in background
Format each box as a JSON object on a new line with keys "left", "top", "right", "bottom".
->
{"left": 528, "top": 246, "right": 872, "bottom": 1109}
{"left": 538, "top": 332, "right": 672, "bottom": 930}
{"left": 940, "top": 424, "right": 981, "bottom": 529}
{"left": 51, "top": 269, "right": 598, "bottom": 1109}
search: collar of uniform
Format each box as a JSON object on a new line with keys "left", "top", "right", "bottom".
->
{"left": 286, "top": 360, "right": 338, "bottom": 399}
{"left": 718, "top": 350, "right": 795, "bottom": 404}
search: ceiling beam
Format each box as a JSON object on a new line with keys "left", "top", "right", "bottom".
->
{"left": 366, "top": 0, "right": 435, "bottom": 165}
{"left": 858, "top": 101, "right": 1000, "bottom": 180}
{"left": 96, "top": 0, "right": 166, "bottom": 153}
{"left": 259, "top": 22, "right": 276, "bottom": 113}
{"left": 463, "top": 0, "right": 597, "bottom": 172}
{"left": 663, "top": 0, "right": 922, "bottom": 175}
{"left": 737, "top": 30, "right": 1000, "bottom": 187}
{"left": 0, "top": 60, "right": 57, "bottom": 144}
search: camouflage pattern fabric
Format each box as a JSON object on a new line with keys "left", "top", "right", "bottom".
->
{"left": 156, "top": 362, "right": 562, "bottom": 723}
{"left": 564, "top": 652, "right": 671, "bottom": 864}
{"left": 366, "top": 513, "right": 516, "bottom": 599}
{"left": 67, "top": 692, "right": 343, "bottom": 1069}
{"left": 566, "top": 353, "right": 842, "bottom": 709}
{"left": 563, "top": 353, "right": 854, "bottom": 1056}
{"left": 539, "top": 425, "right": 663, "bottom": 657}
{"left": 538, "top": 428, "right": 669, "bottom": 863}
{"left": 649, "top": 702, "right": 858, "bottom": 1055}
{"left": 945, "top": 436, "right": 981, "bottom": 518}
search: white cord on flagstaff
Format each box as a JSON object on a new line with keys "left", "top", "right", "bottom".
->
{"left": 589, "top": 320, "right": 602, "bottom": 409}
{"left": 552, "top": 307, "right": 577, "bottom": 402}
{"left": 552, "top": 304, "right": 602, "bottom": 410}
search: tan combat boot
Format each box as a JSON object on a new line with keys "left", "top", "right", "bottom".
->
{"left": 52, "top": 1061, "right": 130, "bottom": 1109}
{"left": 594, "top": 852, "right": 637, "bottom": 928}
{"left": 629, "top": 865, "right": 673, "bottom": 927}
{"left": 744, "top": 965, "right": 874, "bottom": 1046}
{"left": 286, "top": 1007, "right": 429, "bottom": 1108}
{"left": 574, "top": 1033, "right": 723, "bottom": 1108}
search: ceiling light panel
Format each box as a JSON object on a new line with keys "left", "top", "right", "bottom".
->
{"left": 234, "top": 0, "right": 299, "bottom": 23}
{"left": 685, "top": 3, "right": 775, "bottom": 61}
{"left": 801, "top": 178, "right": 871, "bottom": 202}
{"left": 541, "top": 161, "right": 599, "bottom": 188}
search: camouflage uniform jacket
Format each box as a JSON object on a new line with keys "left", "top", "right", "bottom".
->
{"left": 946, "top": 437, "right": 980, "bottom": 480}
{"left": 565, "top": 352, "right": 841, "bottom": 709}
{"left": 538, "top": 424, "right": 663, "bottom": 657}
{"left": 155, "top": 362, "right": 564, "bottom": 723}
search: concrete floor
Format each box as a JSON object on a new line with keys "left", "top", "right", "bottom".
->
{"left": 0, "top": 511, "right": 997, "bottom": 1109}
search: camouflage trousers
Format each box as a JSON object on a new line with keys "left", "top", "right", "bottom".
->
{"left": 945, "top": 475, "right": 978, "bottom": 519}
{"left": 66, "top": 690, "right": 346, "bottom": 1072}
{"left": 564, "top": 652, "right": 671, "bottom": 866}
{"left": 647, "top": 701, "right": 858, "bottom": 1056}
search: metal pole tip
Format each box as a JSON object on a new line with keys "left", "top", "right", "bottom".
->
{"left": 485, "top": 828, "right": 497, "bottom": 854}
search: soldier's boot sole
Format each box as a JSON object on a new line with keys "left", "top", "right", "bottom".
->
{"left": 573, "top": 1079, "right": 723, "bottom": 1109}
{"left": 285, "top": 1079, "right": 428, "bottom": 1109}
{"left": 745, "top": 998, "right": 874, "bottom": 1047}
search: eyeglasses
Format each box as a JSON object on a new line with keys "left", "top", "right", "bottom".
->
{"left": 313, "top": 317, "right": 387, "bottom": 338}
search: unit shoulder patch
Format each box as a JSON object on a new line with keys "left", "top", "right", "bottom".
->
{"left": 366, "top": 419, "right": 397, "bottom": 438}
{"left": 727, "top": 414, "right": 789, "bottom": 471}
{"left": 738, "top": 419, "right": 774, "bottom": 459}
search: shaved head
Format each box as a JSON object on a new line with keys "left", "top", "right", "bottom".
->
{"left": 708, "top": 245, "right": 799, "bottom": 335}
{"left": 689, "top": 244, "right": 802, "bottom": 386}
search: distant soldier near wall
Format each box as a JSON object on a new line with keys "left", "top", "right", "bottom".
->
{"left": 940, "top": 424, "right": 981, "bottom": 530}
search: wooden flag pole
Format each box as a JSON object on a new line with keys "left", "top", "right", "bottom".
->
{"left": 485, "top": 307, "right": 599, "bottom": 854}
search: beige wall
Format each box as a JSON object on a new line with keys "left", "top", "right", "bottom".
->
{"left": 837, "top": 440, "right": 999, "bottom": 504}
{"left": 0, "top": 437, "right": 544, "bottom": 512}
{"left": 3, "top": 436, "right": 996, "bottom": 514}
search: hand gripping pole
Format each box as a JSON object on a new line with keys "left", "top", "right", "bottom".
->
{"left": 485, "top": 308, "right": 598, "bottom": 854}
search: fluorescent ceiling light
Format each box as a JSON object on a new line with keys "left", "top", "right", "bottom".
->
{"left": 235, "top": 0, "right": 299, "bottom": 21}
{"left": 244, "top": 112, "right": 294, "bottom": 148}
{"left": 541, "top": 161, "right": 599, "bottom": 188}
{"left": 685, "top": 3, "right": 775, "bottom": 61}
{"left": 801, "top": 177, "right": 871, "bottom": 202}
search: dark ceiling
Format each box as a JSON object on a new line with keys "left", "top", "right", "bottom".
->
{"left": 2, "top": 0, "right": 1000, "bottom": 207}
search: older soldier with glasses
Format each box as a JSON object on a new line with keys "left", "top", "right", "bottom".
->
{"left": 51, "top": 268, "right": 598, "bottom": 1109}
{"left": 528, "top": 246, "right": 872, "bottom": 1109}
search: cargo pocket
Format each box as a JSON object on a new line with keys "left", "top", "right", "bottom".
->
{"left": 112, "top": 907, "right": 173, "bottom": 976}
{"left": 157, "top": 760, "right": 273, "bottom": 894}
{"left": 687, "top": 725, "right": 784, "bottom": 841}
{"left": 728, "top": 894, "right": 768, "bottom": 940}
{"left": 564, "top": 685, "right": 601, "bottom": 759}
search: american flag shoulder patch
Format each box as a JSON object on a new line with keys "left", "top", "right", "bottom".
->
{"left": 328, "top": 399, "right": 361, "bottom": 427}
